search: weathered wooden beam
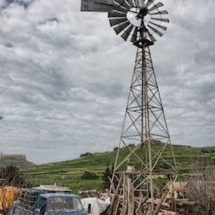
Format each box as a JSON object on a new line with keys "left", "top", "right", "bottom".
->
{"left": 154, "top": 191, "right": 169, "bottom": 214}
{"left": 121, "top": 174, "right": 128, "bottom": 215}
{"left": 108, "top": 174, "right": 123, "bottom": 215}
{"left": 135, "top": 195, "right": 148, "bottom": 215}
{"left": 108, "top": 193, "right": 118, "bottom": 215}
{"left": 127, "top": 177, "right": 135, "bottom": 214}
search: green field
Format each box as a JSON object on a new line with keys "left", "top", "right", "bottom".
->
{"left": 21, "top": 145, "right": 215, "bottom": 194}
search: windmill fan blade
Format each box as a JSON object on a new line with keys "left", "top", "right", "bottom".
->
{"left": 150, "top": 10, "right": 168, "bottom": 15}
{"left": 131, "top": 26, "right": 138, "bottom": 42}
{"left": 151, "top": 17, "right": 170, "bottom": 23}
{"left": 114, "top": 21, "right": 130, "bottom": 34}
{"left": 132, "top": 0, "right": 138, "bottom": 7}
{"left": 146, "top": 30, "right": 156, "bottom": 42}
{"left": 146, "top": 0, "right": 155, "bottom": 8}
{"left": 126, "top": 0, "right": 134, "bottom": 7}
{"left": 108, "top": 11, "right": 127, "bottom": 18}
{"left": 147, "top": 24, "right": 163, "bottom": 36}
{"left": 109, "top": 17, "right": 128, "bottom": 27}
{"left": 115, "top": 0, "right": 130, "bottom": 9}
{"left": 113, "top": 5, "right": 128, "bottom": 13}
{"left": 148, "top": 2, "right": 164, "bottom": 12}
{"left": 149, "top": 21, "right": 167, "bottom": 31}
{"left": 121, "top": 24, "right": 134, "bottom": 41}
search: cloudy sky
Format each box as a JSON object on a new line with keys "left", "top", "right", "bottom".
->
{"left": 0, "top": 0, "right": 214, "bottom": 164}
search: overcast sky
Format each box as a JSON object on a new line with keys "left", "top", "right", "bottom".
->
{"left": 0, "top": 0, "right": 214, "bottom": 164}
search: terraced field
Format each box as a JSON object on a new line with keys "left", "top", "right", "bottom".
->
{"left": 21, "top": 144, "right": 215, "bottom": 194}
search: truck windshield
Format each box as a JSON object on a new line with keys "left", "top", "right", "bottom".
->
{"left": 47, "top": 196, "right": 83, "bottom": 212}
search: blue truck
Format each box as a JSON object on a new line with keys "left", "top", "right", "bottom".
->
{"left": 9, "top": 188, "right": 87, "bottom": 215}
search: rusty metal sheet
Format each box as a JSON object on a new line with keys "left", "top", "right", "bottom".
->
{"left": 81, "top": 0, "right": 115, "bottom": 12}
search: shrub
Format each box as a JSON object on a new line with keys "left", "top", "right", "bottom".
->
{"left": 80, "top": 171, "right": 97, "bottom": 179}
{"left": 113, "top": 147, "right": 118, "bottom": 151}
{"left": 201, "top": 149, "right": 210, "bottom": 153}
{"left": 79, "top": 152, "right": 92, "bottom": 157}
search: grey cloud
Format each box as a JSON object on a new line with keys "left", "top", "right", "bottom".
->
{"left": 2, "top": 0, "right": 34, "bottom": 9}
{"left": 0, "top": 0, "right": 214, "bottom": 164}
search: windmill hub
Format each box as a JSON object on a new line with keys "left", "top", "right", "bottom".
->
{"left": 127, "top": 7, "right": 151, "bottom": 28}
{"left": 139, "top": 7, "right": 148, "bottom": 17}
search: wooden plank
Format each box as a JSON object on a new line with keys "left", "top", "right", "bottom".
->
{"left": 154, "top": 191, "right": 169, "bottom": 214}
{"left": 127, "top": 177, "right": 135, "bottom": 214}
{"left": 121, "top": 174, "right": 128, "bottom": 215}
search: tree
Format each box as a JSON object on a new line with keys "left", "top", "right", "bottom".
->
{"left": 0, "top": 165, "right": 33, "bottom": 215}
{"left": 0, "top": 186, "right": 20, "bottom": 215}
{"left": 186, "top": 161, "right": 215, "bottom": 215}
{"left": 0, "top": 165, "right": 26, "bottom": 187}
{"left": 100, "top": 163, "right": 117, "bottom": 191}
{"left": 101, "top": 164, "right": 112, "bottom": 190}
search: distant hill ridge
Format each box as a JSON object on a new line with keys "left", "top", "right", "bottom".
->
{"left": 0, "top": 152, "right": 26, "bottom": 160}
{"left": 0, "top": 152, "right": 35, "bottom": 168}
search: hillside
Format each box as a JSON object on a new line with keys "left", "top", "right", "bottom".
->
{"left": 0, "top": 153, "right": 35, "bottom": 168}
{"left": 20, "top": 144, "right": 215, "bottom": 194}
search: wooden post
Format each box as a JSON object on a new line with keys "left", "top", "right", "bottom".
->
{"left": 135, "top": 195, "right": 148, "bottom": 215}
{"left": 154, "top": 191, "right": 168, "bottom": 215}
{"left": 87, "top": 203, "right": 91, "bottom": 215}
{"left": 108, "top": 194, "right": 118, "bottom": 215}
{"left": 127, "top": 177, "right": 135, "bottom": 215}
{"left": 108, "top": 174, "right": 123, "bottom": 215}
{"left": 121, "top": 174, "right": 128, "bottom": 215}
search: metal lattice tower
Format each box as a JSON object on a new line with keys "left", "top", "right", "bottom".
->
{"left": 110, "top": 39, "right": 178, "bottom": 208}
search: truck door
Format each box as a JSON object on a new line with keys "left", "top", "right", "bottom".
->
{"left": 34, "top": 197, "right": 47, "bottom": 215}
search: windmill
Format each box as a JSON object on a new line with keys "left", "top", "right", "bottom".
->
{"left": 81, "top": 0, "right": 178, "bottom": 213}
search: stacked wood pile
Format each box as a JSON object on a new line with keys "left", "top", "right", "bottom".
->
{"left": 107, "top": 175, "right": 178, "bottom": 215}
{"left": 79, "top": 176, "right": 197, "bottom": 215}
{"left": 79, "top": 190, "right": 101, "bottom": 198}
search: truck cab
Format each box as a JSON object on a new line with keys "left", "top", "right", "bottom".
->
{"left": 9, "top": 189, "right": 87, "bottom": 215}
{"left": 35, "top": 193, "right": 86, "bottom": 215}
